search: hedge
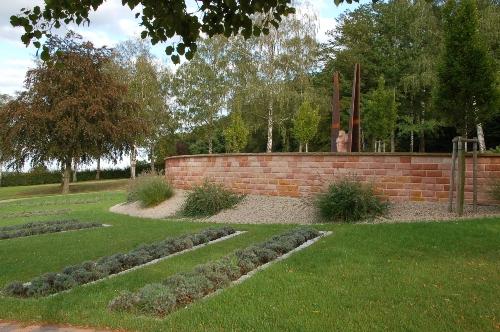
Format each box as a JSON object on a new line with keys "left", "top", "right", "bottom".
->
{"left": 108, "top": 227, "right": 321, "bottom": 317}
{"left": 0, "top": 162, "right": 165, "bottom": 187}
{"left": 0, "top": 220, "right": 103, "bottom": 240}
{"left": 3, "top": 226, "right": 236, "bottom": 297}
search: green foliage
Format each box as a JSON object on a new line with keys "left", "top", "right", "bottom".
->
{"left": 363, "top": 76, "right": 398, "bottom": 144}
{"left": 127, "top": 171, "right": 174, "bottom": 207}
{"left": 292, "top": 100, "right": 320, "bottom": 151}
{"left": 108, "top": 226, "right": 321, "bottom": 317}
{"left": 11, "top": 1, "right": 299, "bottom": 64}
{"left": 490, "top": 179, "right": 500, "bottom": 201}
{"left": 0, "top": 220, "right": 102, "bottom": 240}
{"left": 0, "top": 162, "right": 163, "bottom": 187}
{"left": 3, "top": 226, "right": 235, "bottom": 297}
{"left": 223, "top": 112, "right": 249, "bottom": 153}
{"left": 316, "top": 178, "right": 388, "bottom": 222}
{"left": 181, "top": 181, "right": 243, "bottom": 217}
{"left": 435, "top": 0, "right": 498, "bottom": 136}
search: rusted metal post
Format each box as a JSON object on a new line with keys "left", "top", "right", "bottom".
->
{"left": 348, "top": 64, "right": 361, "bottom": 152}
{"left": 331, "top": 72, "right": 341, "bottom": 152}
{"left": 448, "top": 138, "right": 457, "bottom": 212}
{"left": 456, "top": 137, "right": 465, "bottom": 216}
{"left": 473, "top": 138, "right": 478, "bottom": 213}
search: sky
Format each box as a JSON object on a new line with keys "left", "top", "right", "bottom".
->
{"left": 0, "top": 0, "right": 363, "bottom": 169}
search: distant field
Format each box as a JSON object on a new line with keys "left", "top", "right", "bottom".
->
{"left": 0, "top": 179, "right": 128, "bottom": 201}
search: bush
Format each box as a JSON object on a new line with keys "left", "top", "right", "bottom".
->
{"left": 0, "top": 220, "right": 103, "bottom": 240}
{"left": 490, "top": 179, "right": 500, "bottom": 201}
{"left": 316, "top": 178, "right": 387, "bottom": 222}
{"left": 109, "top": 226, "right": 321, "bottom": 317}
{"left": 127, "top": 171, "right": 174, "bottom": 207}
{"left": 4, "top": 226, "right": 236, "bottom": 298}
{"left": 182, "top": 181, "right": 243, "bottom": 217}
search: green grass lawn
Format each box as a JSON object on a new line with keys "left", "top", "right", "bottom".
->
{"left": 0, "top": 179, "right": 128, "bottom": 201}
{"left": 0, "top": 190, "right": 498, "bottom": 331}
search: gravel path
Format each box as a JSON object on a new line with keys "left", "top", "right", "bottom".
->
{"left": 109, "top": 190, "right": 186, "bottom": 219}
{"left": 109, "top": 191, "right": 500, "bottom": 224}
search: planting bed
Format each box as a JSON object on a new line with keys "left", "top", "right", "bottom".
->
{"left": 3, "top": 226, "right": 238, "bottom": 298}
{"left": 0, "top": 219, "right": 104, "bottom": 240}
{"left": 108, "top": 227, "right": 326, "bottom": 317}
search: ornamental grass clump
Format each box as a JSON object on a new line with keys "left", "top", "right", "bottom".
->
{"left": 109, "top": 227, "right": 321, "bottom": 317}
{"left": 181, "top": 181, "right": 243, "bottom": 217}
{"left": 3, "top": 226, "right": 236, "bottom": 298}
{"left": 127, "top": 171, "right": 174, "bottom": 207}
{"left": 316, "top": 178, "right": 388, "bottom": 222}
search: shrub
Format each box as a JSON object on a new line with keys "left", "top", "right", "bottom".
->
{"left": 0, "top": 220, "right": 103, "bottom": 240}
{"left": 182, "top": 181, "right": 243, "bottom": 217}
{"left": 108, "top": 226, "right": 321, "bottom": 317}
{"left": 490, "top": 179, "right": 500, "bottom": 201}
{"left": 4, "top": 226, "right": 236, "bottom": 298}
{"left": 127, "top": 171, "right": 174, "bottom": 207}
{"left": 316, "top": 178, "right": 387, "bottom": 222}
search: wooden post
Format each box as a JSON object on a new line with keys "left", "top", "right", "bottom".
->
{"left": 456, "top": 138, "right": 465, "bottom": 216}
{"left": 331, "top": 72, "right": 341, "bottom": 152}
{"left": 473, "top": 138, "right": 478, "bottom": 213}
{"left": 448, "top": 138, "right": 457, "bottom": 212}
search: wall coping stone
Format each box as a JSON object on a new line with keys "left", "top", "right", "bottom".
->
{"left": 165, "top": 152, "right": 500, "bottom": 161}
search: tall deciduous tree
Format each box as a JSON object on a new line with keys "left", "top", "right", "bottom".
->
{"left": 0, "top": 33, "right": 146, "bottom": 193}
{"left": 173, "top": 36, "right": 229, "bottom": 154}
{"left": 292, "top": 100, "right": 320, "bottom": 152}
{"left": 435, "top": 0, "right": 498, "bottom": 147}
{"left": 363, "top": 76, "right": 398, "bottom": 151}
{"left": 0, "top": 94, "right": 12, "bottom": 187}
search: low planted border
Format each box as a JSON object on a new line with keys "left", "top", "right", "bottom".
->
{"left": 0, "top": 220, "right": 106, "bottom": 240}
{"left": 108, "top": 227, "right": 329, "bottom": 317}
{"left": 0, "top": 208, "right": 72, "bottom": 219}
{"left": 3, "top": 226, "right": 240, "bottom": 298}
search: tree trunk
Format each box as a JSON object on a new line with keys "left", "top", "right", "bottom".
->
{"left": 410, "top": 130, "right": 414, "bottom": 153}
{"left": 476, "top": 123, "right": 486, "bottom": 152}
{"left": 266, "top": 101, "right": 273, "bottom": 153}
{"left": 72, "top": 158, "right": 78, "bottom": 183}
{"left": 96, "top": 157, "right": 101, "bottom": 180}
{"left": 62, "top": 160, "right": 72, "bottom": 194}
{"left": 208, "top": 139, "right": 213, "bottom": 154}
{"left": 390, "top": 131, "right": 395, "bottom": 152}
{"left": 130, "top": 145, "right": 137, "bottom": 179}
{"left": 299, "top": 143, "right": 303, "bottom": 153}
{"left": 150, "top": 147, "right": 155, "bottom": 172}
{"left": 419, "top": 130, "right": 425, "bottom": 152}
{"left": 305, "top": 142, "right": 309, "bottom": 153}
{"left": 0, "top": 160, "right": 3, "bottom": 187}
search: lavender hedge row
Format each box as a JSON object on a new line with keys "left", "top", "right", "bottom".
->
{"left": 3, "top": 226, "right": 236, "bottom": 297}
{"left": 108, "top": 227, "right": 321, "bottom": 317}
{"left": 0, "top": 219, "right": 103, "bottom": 240}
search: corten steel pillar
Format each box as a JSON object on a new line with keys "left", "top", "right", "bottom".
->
{"left": 348, "top": 63, "right": 361, "bottom": 152}
{"left": 331, "top": 72, "right": 341, "bottom": 152}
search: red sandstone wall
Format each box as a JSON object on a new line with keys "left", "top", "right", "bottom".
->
{"left": 165, "top": 153, "right": 500, "bottom": 203}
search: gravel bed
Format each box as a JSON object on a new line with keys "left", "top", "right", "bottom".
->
{"left": 109, "top": 190, "right": 187, "bottom": 219}
{"left": 110, "top": 190, "right": 500, "bottom": 224}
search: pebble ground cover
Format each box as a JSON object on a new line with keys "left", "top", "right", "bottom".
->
{"left": 0, "top": 183, "right": 498, "bottom": 331}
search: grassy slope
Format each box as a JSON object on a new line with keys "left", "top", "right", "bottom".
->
{"left": 0, "top": 191, "right": 498, "bottom": 331}
{"left": 0, "top": 179, "right": 128, "bottom": 201}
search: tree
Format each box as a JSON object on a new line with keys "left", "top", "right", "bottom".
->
{"left": 10, "top": 0, "right": 297, "bottom": 64}
{"left": 0, "top": 94, "right": 12, "bottom": 187}
{"left": 0, "top": 33, "right": 146, "bottom": 194}
{"left": 292, "top": 100, "right": 320, "bottom": 152}
{"left": 435, "top": 0, "right": 498, "bottom": 149}
{"left": 173, "top": 36, "right": 229, "bottom": 154}
{"left": 363, "top": 76, "right": 398, "bottom": 152}
{"left": 224, "top": 112, "right": 249, "bottom": 153}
